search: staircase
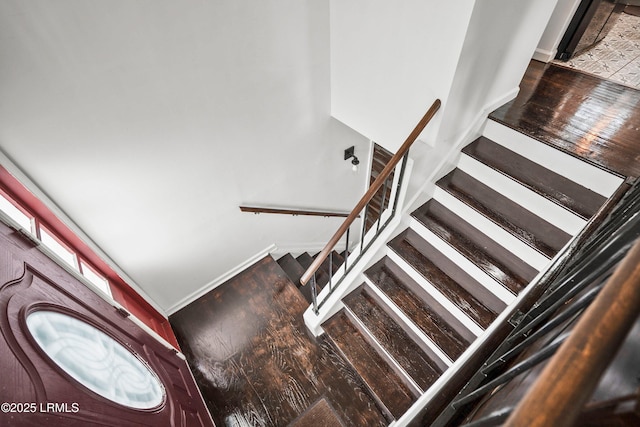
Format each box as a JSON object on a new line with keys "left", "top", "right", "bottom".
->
{"left": 276, "top": 119, "right": 624, "bottom": 424}
{"left": 277, "top": 250, "right": 345, "bottom": 304}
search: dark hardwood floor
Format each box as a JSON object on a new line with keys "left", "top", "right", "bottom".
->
{"left": 491, "top": 60, "right": 640, "bottom": 179}
{"left": 436, "top": 168, "right": 571, "bottom": 258}
{"left": 411, "top": 200, "right": 537, "bottom": 295}
{"left": 169, "top": 256, "right": 388, "bottom": 427}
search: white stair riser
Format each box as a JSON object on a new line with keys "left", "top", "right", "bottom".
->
{"left": 458, "top": 154, "right": 586, "bottom": 235}
{"left": 387, "top": 249, "right": 484, "bottom": 337}
{"left": 364, "top": 276, "right": 454, "bottom": 367}
{"left": 433, "top": 187, "right": 549, "bottom": 271}
{"left": 409, "top": 217, "right": 516, "bottom": 305}
{"left": 344, "top": 304, "right": 423, "bottom": 395}
{"left": 483, "top": 120, "right": 624, "bottom": 197}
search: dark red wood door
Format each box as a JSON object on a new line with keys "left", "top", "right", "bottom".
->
{"left": 0, "top": 221, "right": 214, "bottom": 427}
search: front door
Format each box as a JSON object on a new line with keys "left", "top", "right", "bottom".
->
{"left": 0, "top": 220, "right": 214, "bottom": 426}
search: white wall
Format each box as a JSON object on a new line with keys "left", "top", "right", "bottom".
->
{"left": 438, "top": 0, "right": 559, "bottom": 146}
{"left": 331, "top": 0, "right": 559, "bottom": 207}
{"left": 0, "top": 0, "right": 369, "bottom": 312}
{"left": 535, "top": 0, "right": 582, "bottom": 62}
{"left": 330, "top": 0, "right": 476, "bottom": 153}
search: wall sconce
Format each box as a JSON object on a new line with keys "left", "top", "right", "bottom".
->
{"left": 344, "top": 146, "right": 360, "bottom": 172}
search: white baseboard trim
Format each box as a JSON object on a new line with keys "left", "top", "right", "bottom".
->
{"left": 166, "top": 244, "right": 277, "bottom": 315}
{"left": 532, "top": 47, "right": 557, "bottom": 63}
{"left": 270, "top": 239, "right": 348, "bottom": 259}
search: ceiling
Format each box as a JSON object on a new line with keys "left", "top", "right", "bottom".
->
{"left": 0, "top": 1, "right": 369, "bottom": 312}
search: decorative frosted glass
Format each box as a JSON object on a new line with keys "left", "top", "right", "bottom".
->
{"left": 27, "top": 311, "right": 165, "bottom": 409}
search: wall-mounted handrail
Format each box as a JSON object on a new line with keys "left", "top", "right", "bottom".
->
{"left": 504, "top": 238, "right": 640, "bottom": 427}
{"left": 299, "top": 99, "right": 441, "bottom": 287}
{"left": 239, "top": 206, "right": 352, "bottom": 218}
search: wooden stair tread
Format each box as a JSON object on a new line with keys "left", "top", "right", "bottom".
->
{"left": 297, "top": 252, "right": 328, "bottom": 288}
{"left": 388, "top": 230, "right": 497, "bottom": 329}
{"left": 462, "top": 136, "right": 606, "bottom": 220}
{"left": 296, "top": 252, "right": 314, "bottom": 268}
{"left": 331, "top": 250, "right": 344, "bottom": 268}
{"left": 365, "top": 259, "right": 470, "bottom": 361}
{"left": 412, "top": 200, "right": 537, "bottom": 295}
{"left": 323, "top": 311, "right": 416, "bottom": 420}
{"left": 313, "top": 250, "right": 343, "bottom": 276}
{"left": 276, "top": 254, "right": 314, "bottom": 304}
{"left": 277, "top": 253, "right": 306, "bottom": 286}
{"left": 437, "top": 168, "right": 571, "bottom": 258}
{"left": 289, "top": 398, "right": 345, "bottom": 427}
{"left": 343, "top": 286, "right": 444, "bottom": 392}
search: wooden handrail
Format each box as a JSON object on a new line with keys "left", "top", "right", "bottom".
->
{"left": 300, "top": 99, "right": 441, "bottom": 286}
{"left": 239, "top": 206, "right": 352, "bottom": 218}
{"left": 504, "top": 238, "right": 640, "bottom": 427}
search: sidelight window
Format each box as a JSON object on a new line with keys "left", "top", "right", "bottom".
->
{"left": 0, "top": 191, "right": 111, "bottom": 297}
{"left": 40, "top": 225, "right": 79, "bottom": 271}
{"left": 0, "top": 168, "right": 179, "bottom": 348}
{"left": 0, "top": 190, "right": 33, "bottom": 231}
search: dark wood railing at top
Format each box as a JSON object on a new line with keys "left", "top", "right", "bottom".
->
{"left": 300, "top": 99, "right": 442, "bottom": 287}
{"left": 239, "top": 206, "right": 352, "bottom": 218}
{"left": 503, "top": 237, "right": 640, "bottom": 427}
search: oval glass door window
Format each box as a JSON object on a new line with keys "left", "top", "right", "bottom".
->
{"left": 26, "top": 310, "right": 165, "bottom": 409}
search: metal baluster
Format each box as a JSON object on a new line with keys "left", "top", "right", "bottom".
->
{"left": 452, "top": 332, "right": 570, "bottom": 408}
{"left": 377, "top": 177, "right": 389, "bottom": 233}
{"left": 513, "top": 211, "right": 640, "bottom": 338}
{"left": 344, "top": 227, "right": 350, "bottom": 274}
{"left": 459, "top": 407, "right": 513, "bottom": 427}
{"left": 360, "top": 205, "right": 368, "bottom": 249}
{"left": 391, "top": 154, "right": 409, "bottom": 216}
{"left": 432, "top": 182, "right": 640, "bottom": 427}
{"left": 482, "top": 284, "right": 602, "bottom": 376}
{"left": 512, "top": 237, "right": 633, "bottom": 341}
{"left": 328, "top": 250, "right": 333, "bottom": 292}
{"left": 311, "top": 273, "right": 318, "bottom": 314}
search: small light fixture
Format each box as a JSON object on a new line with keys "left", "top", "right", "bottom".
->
{"left": 344, "top": 146, "right": 360, "bottom": 172}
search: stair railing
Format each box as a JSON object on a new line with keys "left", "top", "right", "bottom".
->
{"left": 299, "top": 99, "right": 442, "bottom": 314}
{"left": 503, "top": 236, "right": 640, "bottom": 426}
{"left": 420, "top": 177, "right": 640, "bottom": 427}
{"left": 239, "top": 205, "right": 353, "bottom": 218}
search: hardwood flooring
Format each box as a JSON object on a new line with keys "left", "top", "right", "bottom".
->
{"left": 491, "top": 60, "right": 640, "bottom": 178}
{"left": 388, "top": 230, "right": 498, "bottom": 329}
{"left": 289, "top": 398, "right": 344, "bottom": 427}
{"left": 436, "top": 168, "right": 571, "bottom": 258}
{"left": 342, "top": 287, "right": 444, "bottom": 392}
{"left": 169, "top": 256, "right": 388, "bottom": 427}
{"left": 411, "top": 200, "right": 537, "bottom": 295}
{"left": 364, "top": 259, "right": 471, "bottom": 361}
{"left": 462, "top": 136, "right": 606, "bottom": 220}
